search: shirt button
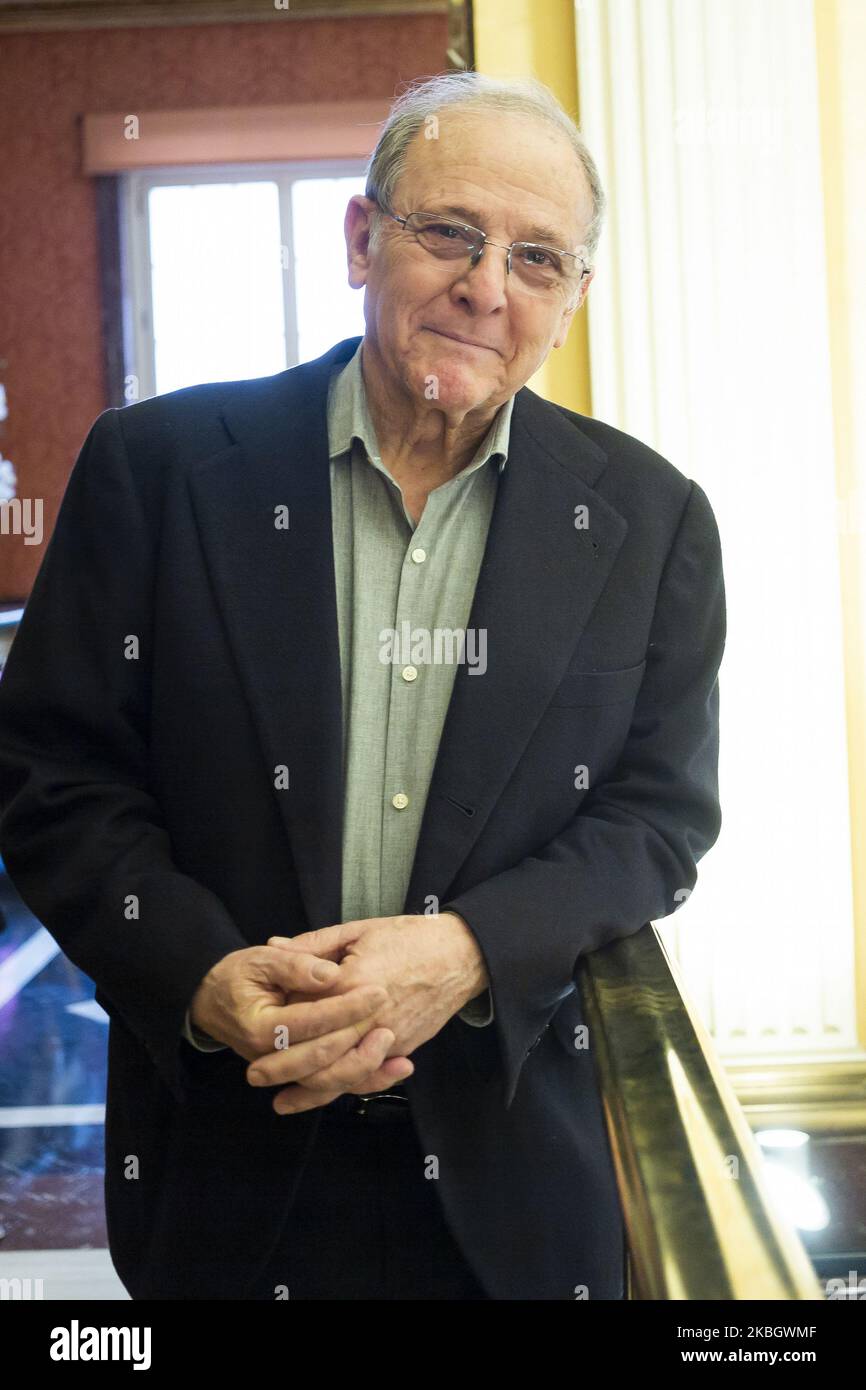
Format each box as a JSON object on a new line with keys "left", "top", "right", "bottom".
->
{"left": 401, "top": 665, "right": 418, "bottom": 683}
{"left": 411, "top": 548, "right": 427, "bottom": 564}
{"left": 392, "top": 792, "right": 409, "bottom": 810}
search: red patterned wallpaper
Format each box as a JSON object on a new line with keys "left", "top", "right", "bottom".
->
{"left": 0, "top": 15, "right": 448, "bottom": 599}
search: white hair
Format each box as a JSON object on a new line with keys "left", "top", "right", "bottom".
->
{"left": 364, "top": 70, "right": 606, "bottom": 263}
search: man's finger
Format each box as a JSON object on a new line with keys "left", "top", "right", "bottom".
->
{"left": 265, "top": 946, "right": 360, "bottom": 996}
{"left": 247, "top": 1012, "right": 387, "bottom": 1087}
{"left": 269, "top": 1054, "right": 414, "bottom": 1116}
{"left": 340, "top": 1055, "right": 415, "bottom": 1095}
{"left": 271, "top": 1028, "right": 401, "bottom": 1110}
{"left": 270, "top": 1085, "right": 346, "bottom": 1116}
{"left": 257, "top": 983, "right": 387, "bottom": 1050}
{"left": 267, "top": 922, "right": 363, "bottom": 959}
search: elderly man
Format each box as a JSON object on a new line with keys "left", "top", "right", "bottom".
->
{"left": 0, "top": 71, "right": 724, "bottom": 1301}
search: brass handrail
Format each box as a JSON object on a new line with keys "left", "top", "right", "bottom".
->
{"left": 579, "top": 921, "right": 824, "bottom": 1300}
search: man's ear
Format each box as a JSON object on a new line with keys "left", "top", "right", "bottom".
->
{"left": 552, "top": 302, "right": 578, "bottom": 351}
{"left": 552, "top": 268, "right": 594, "bottom": 349}
{"left": 345, "top": 195, "right": 379, "bottom": 289}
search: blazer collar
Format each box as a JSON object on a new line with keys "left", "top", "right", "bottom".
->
{"left": 187, "top": 336, "right": 627, "bottom": 931}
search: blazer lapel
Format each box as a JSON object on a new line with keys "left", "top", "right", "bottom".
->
{"left": 188, "top": 337, "right": 358, "bottom": 933}
{"left": 188, "top": 335, "right": 628, "bottom": 933}
{"left": 403, "top": 390, "right": 628, "bottom": 912}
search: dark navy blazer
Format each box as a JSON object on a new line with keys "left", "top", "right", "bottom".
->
{"left": 0, "top": 335, "right": 725, "bottom": 1299}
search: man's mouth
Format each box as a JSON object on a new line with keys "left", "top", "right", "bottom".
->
{"left": 423, "top": 327, "right": 499, "bottom": 354}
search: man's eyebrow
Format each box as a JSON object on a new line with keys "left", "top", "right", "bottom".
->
{"left": 431, "top": 203, "right": 573, "bottom": 250}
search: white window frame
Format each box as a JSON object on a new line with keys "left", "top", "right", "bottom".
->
{"left": 120, "top": 158, "right": 367, "bottom": 401}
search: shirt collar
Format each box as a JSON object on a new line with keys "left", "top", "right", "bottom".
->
{"left": 327, "top": 339, "right": 513, "bottom": 477}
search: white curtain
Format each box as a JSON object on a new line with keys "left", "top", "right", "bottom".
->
{"left": 576, "top": 0, "right": 861, "bottom": 1061}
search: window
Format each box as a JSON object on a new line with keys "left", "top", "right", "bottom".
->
{"left": 122, "top": 161, "right": 367, "bottom": 399}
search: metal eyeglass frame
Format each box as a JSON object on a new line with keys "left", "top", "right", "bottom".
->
{"left": 373, "top": 198, "right": 592, "bottom": 288}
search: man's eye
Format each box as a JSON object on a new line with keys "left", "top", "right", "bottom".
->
{"left": 429, "top": 223, "right": 465, "bottom": 240}
{"left": 522, "top": 247, "right": 560, "bottom": 270}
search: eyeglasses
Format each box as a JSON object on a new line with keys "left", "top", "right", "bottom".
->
{"left": 374, "top": 200, "right": 591, "bottom": 299}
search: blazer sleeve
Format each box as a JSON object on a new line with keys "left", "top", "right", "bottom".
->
{"left": 442, "top": 478, "right": 726, "bottom": 1109}
{"left": 0, "top": 407, "right": 250, "bottom": 1105}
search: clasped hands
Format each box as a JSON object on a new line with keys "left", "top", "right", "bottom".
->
{"left": 188, "top": 912, "right": 488, "bottom": 1115}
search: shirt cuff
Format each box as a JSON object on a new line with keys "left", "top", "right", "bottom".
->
{"left": 458, "top": 987, "right": 495, "bottom": 1027}
{"left": 182, "top": 1006, "right": 229, "bottom": 1052}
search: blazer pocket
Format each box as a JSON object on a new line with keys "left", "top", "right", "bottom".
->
{"left": 549, "top": 658, "right": 647, "bottom": 708}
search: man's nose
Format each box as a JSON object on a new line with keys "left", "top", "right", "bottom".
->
{"left": 451, "top": 246, "right": 510, "bottom": 312}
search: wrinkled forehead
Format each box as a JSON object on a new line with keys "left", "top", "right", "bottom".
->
{"left": 395, "top": 106, "right": 592, "bottom": 250}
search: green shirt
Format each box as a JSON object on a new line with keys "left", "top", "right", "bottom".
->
{"left": 328, "top": 340, "right": 512, "bottom": 1027}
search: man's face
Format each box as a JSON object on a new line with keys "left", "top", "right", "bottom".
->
{"left": 345, "top": 108, "right": 596, "bottom": 419}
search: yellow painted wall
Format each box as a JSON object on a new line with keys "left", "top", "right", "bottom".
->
{"left": 472, "top": 0, "right": 592, "bottom": 415}
{"left": 815, "top": 0, "right": 866, "bottom": 1040}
